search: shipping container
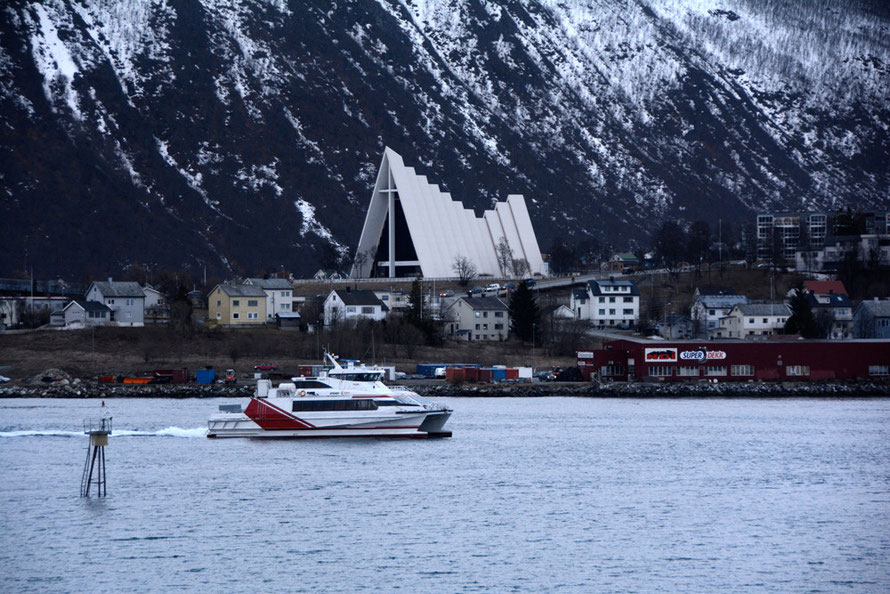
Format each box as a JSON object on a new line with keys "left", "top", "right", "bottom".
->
{"left": 196, "top": 368, "right": 216, "bottom": 384}
{"left": 479, "top": 368, "right": 494, "bottom": 382}
{"left": 491, "top": 368, "right": 506, "bottom": 381}
{"left": 464, "top": 367, "right": 480, "bottom": 382}
{"left": 154, "top": 368, "right": 189, "bottom": 384}
{"left": 417, "top": 363, "right": 448, "bottom": 377}
{"left": 505, "top": 368, "right": 519, "bottom": 380}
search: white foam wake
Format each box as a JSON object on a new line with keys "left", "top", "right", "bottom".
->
{"left": 0, "top": 427, "right": 208, "bottom": 438}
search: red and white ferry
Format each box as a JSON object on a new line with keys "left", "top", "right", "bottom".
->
{"left": 207, "top": 354, "right": 452, "bottom": 439}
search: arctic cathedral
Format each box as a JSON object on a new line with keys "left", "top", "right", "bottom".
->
{"left": 351, "top": 148, "right": 546, "bottom": 279}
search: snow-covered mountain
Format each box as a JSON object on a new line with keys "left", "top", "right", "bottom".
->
{"left": 2, "top": 0, "right": 888, "bottom": 278}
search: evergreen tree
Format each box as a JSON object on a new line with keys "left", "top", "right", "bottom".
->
{"left": 509, "top": 282, "right": 540, "bottom": 342}
{"left": 407, "top": 278, "right": 423, "bottom": 323}
{"left": 785, "top": 287, "right": 816, "bottom": 338}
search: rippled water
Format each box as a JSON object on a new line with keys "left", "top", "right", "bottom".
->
{"left": 1, "top": 397, "right": 889, "bottom": 592}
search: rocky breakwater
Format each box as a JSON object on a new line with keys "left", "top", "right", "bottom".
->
{"left": 0, "top": 369, "right": 256, "bottom": 399}
{"left": 415, "top": 381, "right": 890, "bottom": 398}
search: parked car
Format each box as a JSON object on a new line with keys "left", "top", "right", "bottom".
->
{"left": 438, "top": 289, "right": 454, "bottom": 298}
{"left": 470, "top": 286, "right": 484, "bottom": 295}
{"left": 254, "top": 362, "right": 278, "bottom": 371}
{"left": 504, "top": 282, "right": 516, "bottom": 292}
{"left": 534, "top": 369, "right": 560, "bottom": 382}
{"left": 621, "top": 267, "right": 635, "bottom": 274}
{"left": 485, "top": 283, "right": 500, "bottom": 292}
{"left": 523, "top": 278, "right": 536, "bottom": 287}
{"left": 224, "top": 369, "right": 237, "bottom": 384}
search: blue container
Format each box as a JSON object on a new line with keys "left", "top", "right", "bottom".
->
{"left": 491, "top": 368, "right": 506, "bottom": 381}
{"left": 416, "top": 364, "right": 448, "bottom": 377}
{"left": 196, "top": 368, "right": 216, "bottom": 384}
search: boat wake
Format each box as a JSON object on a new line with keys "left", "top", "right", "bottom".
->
{"left": 0, "top": 427, "right": 208, "bottom": 438}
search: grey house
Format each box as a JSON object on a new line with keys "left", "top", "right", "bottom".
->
{"left": 656, "top": 314, "right": 695, "bottom": 339}
{"left": 58, "top": 300, "right": 112, "bottom": 327}
{"left": 86, "top": 279, "right": 146, "bottom": 327}
{"left": 444, "top": 296, "right": 509, "bottom": 341}
{"left": 853, "top": 299, "right": 890, "bottom": 339}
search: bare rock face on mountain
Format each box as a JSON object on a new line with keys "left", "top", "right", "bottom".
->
{"left": 1, "top": 1, "right": 888, "bottom": 278}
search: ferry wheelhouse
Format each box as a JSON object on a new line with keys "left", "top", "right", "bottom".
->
{"left": 207, "top": 355, "right": 452, "bottom": 438}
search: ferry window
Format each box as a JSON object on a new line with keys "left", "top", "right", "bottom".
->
{"left": 375, "top": 400, "right": 399, "bottom": 406}
{"left": 333, "top": 373, "right": 383, "bottom": 382}
{"left": 292, "top": 400, "right": 378, "bottom": 412}
{"left": 293, "top": 380, "right": 332, "bottom": 388}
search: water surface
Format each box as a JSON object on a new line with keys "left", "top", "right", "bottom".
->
{"left": 1, "top": 397, "right": 888, "bottom": 592}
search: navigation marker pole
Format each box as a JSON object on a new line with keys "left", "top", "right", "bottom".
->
{"left": 80, "top": 403, "right": 112, "bottom": 497}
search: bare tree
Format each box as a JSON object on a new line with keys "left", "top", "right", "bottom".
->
{"left": 512, "top": 258, "right": 530, "bottom": 278}
{"left": 496, "top": 238, "right": 514, "bottom": 276}
{"left": 352, "top": 250, "right": 367, "bottom": 278}
{"left": 452, "top": 255, "right": 477, "bottom": 286}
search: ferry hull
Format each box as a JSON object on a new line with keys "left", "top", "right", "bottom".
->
{"left": 207, "top": 410, "right": 450, "bottom": 439}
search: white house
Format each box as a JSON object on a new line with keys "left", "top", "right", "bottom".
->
{"left": 244, "top": 278, "right": 294, "bottom": 320}
{"left": 691, "top": 286, "right": 750, "bottom": 337}
{"left": 570, "top": 278, "right": 639, "bottom": 328}
{"left": 720, "top": 303, "right": 791, "bottom": 339}
{"left": 85, "top": 279, "right": 146, "bottom": 327}
{"left": 323, "top": 289, "right": 388, "bottom": 326}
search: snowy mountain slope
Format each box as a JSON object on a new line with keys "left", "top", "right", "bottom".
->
{"left": 1, "top": 0, "right": 888, "bottom": 279}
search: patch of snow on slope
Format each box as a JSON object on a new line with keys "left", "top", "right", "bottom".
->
{"left": 294, "top": 198, "right": 341, "bottom": 248}
{"left": 70, "top": 0, "right": 176, "bottom": 99}
{"left": 29, "top": 4, "right": 81, "bottom": 119}
{"left": 156, "top": 137, "right": 228, "bottom": 217}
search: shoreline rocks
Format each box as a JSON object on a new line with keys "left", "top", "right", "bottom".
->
{"left": 1, "top": 381, "right": 889, "bottom": 399}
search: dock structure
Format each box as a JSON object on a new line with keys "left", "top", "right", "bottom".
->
{"left": 80, "top": 413, "right": 112, "bottom": 497}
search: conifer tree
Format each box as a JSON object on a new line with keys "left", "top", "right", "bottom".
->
{"left": 509, "top": 282, "right": 540, "bottom": 342}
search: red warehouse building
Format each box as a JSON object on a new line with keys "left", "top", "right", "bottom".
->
{"left": 578, "top": 338, "right": 890, "bottom": 382}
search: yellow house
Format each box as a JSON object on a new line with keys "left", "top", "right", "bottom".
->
{"left": 208, "top": 284, "right": 268, "bottom": 325}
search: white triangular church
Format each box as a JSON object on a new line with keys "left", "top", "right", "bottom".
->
{"left": 351, "top": 147, "right": 546, "bottom": 279}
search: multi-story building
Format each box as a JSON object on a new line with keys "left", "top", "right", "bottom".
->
{"left": 756, "top": 212, "right": 827, "bottom": 262}
{"left": 244, "top": 278, "right": 293, "bottom": 321}
{"left": 720, "top": 303, "right": 791, "bottom": 339}
{"left": 570, "top": 278, "right": 639, "bottom": 328}
{"left": 208, "top": 284, "right": 268, "bottom": 325}
{"left": 444, "top": 296, "right": 509, "bottom": 341}
{"left": 85, "top": 279, "right": 146, "bottom": 327}
{"left": 807, "top": 292, "right": 853, "bottom": 340}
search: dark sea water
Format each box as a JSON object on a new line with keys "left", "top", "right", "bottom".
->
{"left": 1, "top": 396, "right": 889, "bottom": 593}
